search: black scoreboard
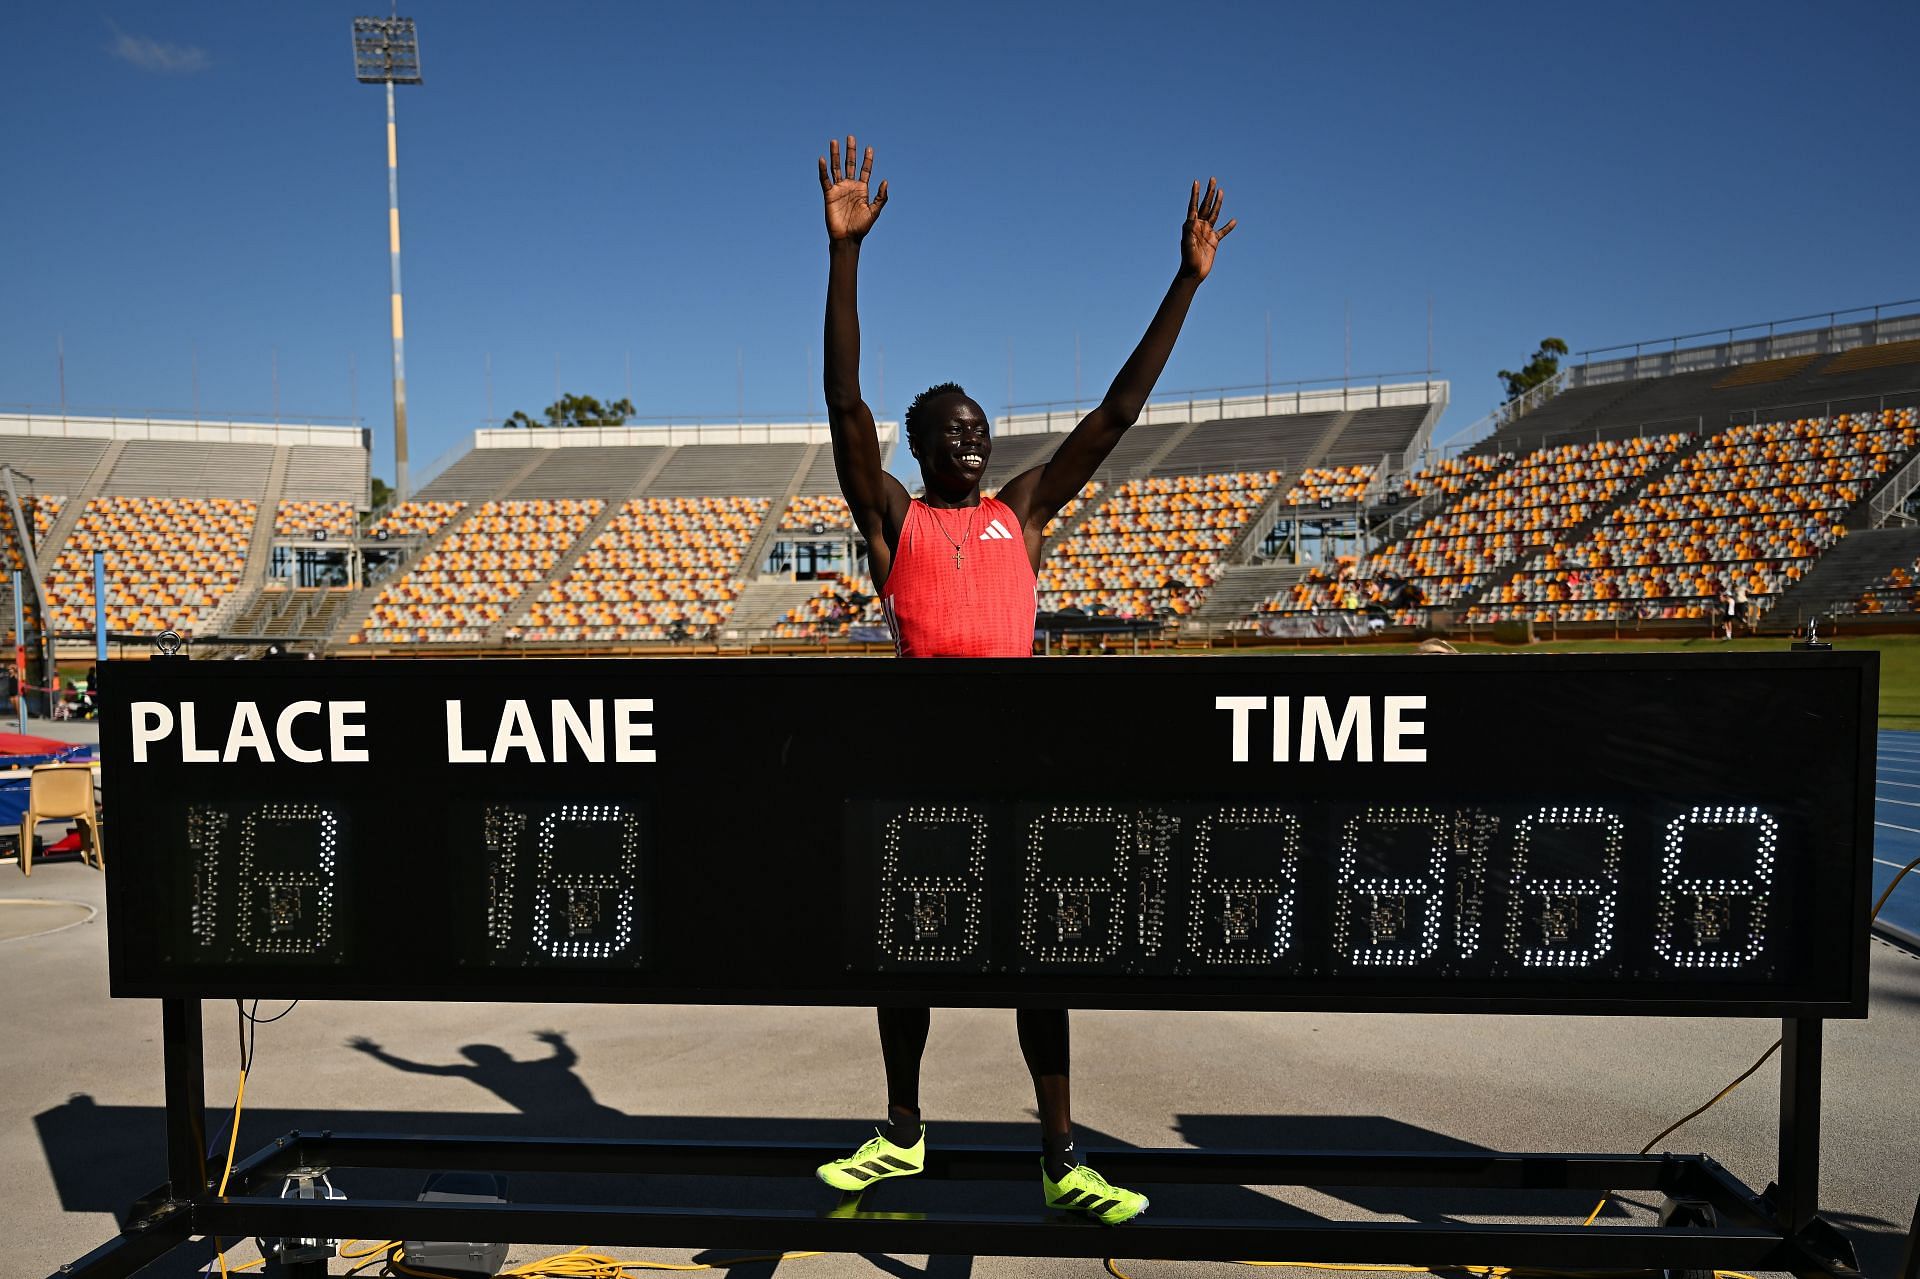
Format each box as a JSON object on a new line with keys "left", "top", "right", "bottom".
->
{"left": 102, "top": 653, "right": 1875, "bottom": 1016}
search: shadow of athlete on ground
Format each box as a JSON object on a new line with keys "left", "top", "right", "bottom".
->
{"left": 346, "top": 1030, "right": 626, "bottom": 1124}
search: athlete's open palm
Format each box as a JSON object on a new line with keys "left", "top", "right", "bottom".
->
{"left": 819, "top": 135, "right": 889, "bottom": 242}
{"left": 1181, "top": 178, "right": 1237, "bottom": 280}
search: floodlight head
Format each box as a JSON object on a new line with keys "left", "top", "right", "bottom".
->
{"left": 352, "top": 16, "right": 422, "bottom": 84}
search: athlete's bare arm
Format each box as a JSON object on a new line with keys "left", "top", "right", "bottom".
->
{"left": 998, "top": 179, "right": 1236, "bottom": 563}
{"left": 821, "top": 135, "right": 910, "bottom": 587}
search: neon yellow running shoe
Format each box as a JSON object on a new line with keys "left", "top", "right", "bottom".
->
{"left": 816, "top": 1128, "right": 925, "bottom": 1192}
{"left": 1043, "top": 1161, "right": 1147, "bottom": 1225}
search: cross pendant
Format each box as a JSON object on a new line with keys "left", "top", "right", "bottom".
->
{"left": 953, "top": 546, "right": 965, "bottom": 570}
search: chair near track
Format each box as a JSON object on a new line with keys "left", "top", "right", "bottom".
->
{"left": 17, "top": 763, "right": 103, "bottom": 877}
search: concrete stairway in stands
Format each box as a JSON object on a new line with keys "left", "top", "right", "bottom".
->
{"left": 486, "top": 498, "right": 625, "bottom": 641}
{"left": 327, "top": 502, "right": 487, "bottom": 644}
{"left": 722, "top": 579, "right": 829, "bottom": 637}
{"left": 206, "top": 447, "right": 292, "bottom": 634}
{"left": 1131, "top": 420, "right": 1200, "bottom": 476}
{"left": 35, "top": 440, "right": 126, "bottom": 565}
{"left": 1450, "top": 433, "right": 1708, "bottom": 612}
{"left": 1298, "top": 411, "right": 1356, "bottom": 469}
{"left": 733, "top": 443, "right": 822, "bottom": 583}
{"left": 484, "top": 447, "right": 685, "bottom": 642}
{"left": 1770, "top": 526, "right": 1920, "bottom": 627}
{"left": 1191, "top": 562, "right": 1316, "bottom": 624}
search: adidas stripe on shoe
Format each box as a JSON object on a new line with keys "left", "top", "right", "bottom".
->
{"left": 1043, "top": 1160, "right": 1147, "bottom": 1225}
{"left": 817, "top": 1127, "right": 926, "bottom": 1192}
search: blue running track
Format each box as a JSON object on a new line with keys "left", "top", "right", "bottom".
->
{"left": 1870, "top": 730, "right": 1920, "bottom": 947}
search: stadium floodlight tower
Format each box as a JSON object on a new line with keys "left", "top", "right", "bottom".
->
{"left": 351, "top": 15, "right": 422, "bottom": 503}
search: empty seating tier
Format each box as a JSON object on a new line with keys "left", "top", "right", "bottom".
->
{"left": 516, "top": 496, "right": 767, "bottom": 642}
{"left": 1469, "top": 409, "right": 1919, "bottom": 623}
{"left": 774, "top": 573, "right": 884, "bottom": 639}
{"left": 1285, "top": 464, "right": 1376, "bottom": 506}
{"left": 45, "top": 496, "right": 257, "bottom": 635}
{"left": 645, "top": 445, "right": 805, "bottom": 497}
{"left": 1038, "top": 471, "right": 1280, "bottom": 617}
{"left": 1256, "top": 435, "right": 1684, "bottom": 625}
{"left": 282, "top": 444, "right": 370, "bottom": 505}
{"left": 355, "top": 499, "right": 602, "bottom": 643}
{"left": 102, "top": 441, "right": 272, "bottom": 498}
{"left": 781, "top": 493, "right": 853, "bottom": 532}
{"left": 0, "top": 438, "right": 109, "bottom": 496}
{"left": 1854, "top": 558, "right": 1920, "bottom": 614}
{"left": 366, "top": 500, "right": 467, "bottom": 540}
{"left": 275, "top": 500, "right": 357, "bottom": 540}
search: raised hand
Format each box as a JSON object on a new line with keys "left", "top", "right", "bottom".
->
{"left": 1180, "top": 178, "right": 1237, "bottom": 281}
{"left": 346, "top": 1036, "right": 379, "bottom": 1053}
{"left": 819, "top": 135, "right": 889, "bottom": 242}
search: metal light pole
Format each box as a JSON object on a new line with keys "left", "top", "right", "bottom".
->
{"left": 352, "top": 17, "right": 422, "bottom": 503}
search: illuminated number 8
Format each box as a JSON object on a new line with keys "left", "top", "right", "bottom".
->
{"left": 877, "top": 807, "right": 988, "bottom": 964}
{"left": 1020, "top": 806, "right": 1128, "bottom": 964}
{"left": 234, "top": 803, "right": 340, "bottom": 957}
{"left": 1654, "top": 806, "right": 1776, "bottom": 970}
{"left": 1187, "top": 807, "right": 1300, "bottom": 966}
{"left": 1334, "top": 807, "right": 1449, "bottom": 967}
{"left": 1504, "top": 806, "right": 1621, "bottom": 969}
{"left": 530, "top": 804, "right": 642, "bottom": 960}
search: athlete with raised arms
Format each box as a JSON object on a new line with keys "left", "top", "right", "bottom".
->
{"left": 812, "top": 135, "right": 1235, "bottom": 1224}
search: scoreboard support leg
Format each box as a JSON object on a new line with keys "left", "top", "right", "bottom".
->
{"left": 1776, "top": 1016, "right": 1822, "bottom": 1233}
{"left": 162, "top": 997, "right": 209, "bottom": 1201}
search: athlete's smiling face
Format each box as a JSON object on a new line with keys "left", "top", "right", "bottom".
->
{"left": 912, "top": 393, "right": 992, "bottom": 499}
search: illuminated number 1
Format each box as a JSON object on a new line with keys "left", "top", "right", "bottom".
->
{"left": 1654, "top": 806, "right": 1776, "bottom": 970}
{"left": 1505, "top": 806, "right": 1622, "bottom": 968}
{"left": 877, "top": 806, "right": 988, "bottom": 964}
{"left": 233, "top": 803, "right": 341, "bottom": 957}
{"left": 530, "top": 804, "right": 642, "bottom": 960}
{"left": 1335, "top": 807, "right": 1449, "bottom": 966}
{"left": 187, "top": 805, "right": 230, "bottom": 952}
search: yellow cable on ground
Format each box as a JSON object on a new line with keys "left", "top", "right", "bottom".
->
{"left": 1581, "top": 852, "right": 1920, "bottom": 1227}
{"left": 209, "top": 1066, "right": 249, "bottom": 1279}
{"left": 386, "top": 1245, "right": 831, "bottom": 1279}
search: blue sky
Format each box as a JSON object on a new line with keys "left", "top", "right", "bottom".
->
{"left": 3, "top": 2, "right": 1915, "bottom": 484}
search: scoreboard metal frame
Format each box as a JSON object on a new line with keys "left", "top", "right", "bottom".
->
{"left": 66, "top": 653, "right": 1878, "bottom": 1279}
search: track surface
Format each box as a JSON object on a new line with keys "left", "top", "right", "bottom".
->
{"left": 1872, "top": 731, "right": 1920, "bottom": 941}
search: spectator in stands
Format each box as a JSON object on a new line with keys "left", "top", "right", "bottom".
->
{"left": 813, "top": 133, "right": 1234, "bottom": 1225}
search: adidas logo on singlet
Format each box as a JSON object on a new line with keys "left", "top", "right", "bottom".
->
{"left": 979, "top": 519, "right": 1015, "bottom": 541}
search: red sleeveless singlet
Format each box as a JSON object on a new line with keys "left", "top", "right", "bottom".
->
{"left": 880, "top": 496, "right": 1036, "bottom": 657}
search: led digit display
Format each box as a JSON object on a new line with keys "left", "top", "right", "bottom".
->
{"left": 1187, "top": 807, "right": 1299, "bottom": 967}
{"left": 185, "top": 801, "right": 349, "bottom": 964}
{"left": 475, "top": 800, "right": 649, "bottom": 967}
{"left": 877, "top": 806, "right": 989, "bottom": 967}
{"left": 1505, "top": 807, "right": 1622, "bottom": 969}
{"left": 105, "top": 654, "right": 1874, "bottom": 1016}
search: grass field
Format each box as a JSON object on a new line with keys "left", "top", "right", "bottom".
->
{"left": 1220, "top": 632, "right": 1920, "bottom": 729}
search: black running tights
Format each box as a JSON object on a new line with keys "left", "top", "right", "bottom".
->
{"left": 877, "top": 1006, "right": 1071, "bottom": 1136}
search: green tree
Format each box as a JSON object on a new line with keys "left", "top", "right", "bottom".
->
{"left": 504, "top": 393, "right": 636, "bottom": 429}
{"left": 369, "top": 476, "right": 393, "bottom": 508}
{"left": 1498, "top": 338, "right": 1570, "bottom": 403}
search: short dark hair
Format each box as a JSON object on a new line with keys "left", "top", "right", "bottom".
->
{"left": 905, "top": 382, "right": 968, "bottom": 450}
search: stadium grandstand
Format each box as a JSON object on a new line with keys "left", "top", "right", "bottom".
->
{"left": 1243, "top": 304, "right": 1920, "bottom": 638}
{"left": 9, "top": 302, "right": 1920, "bottom": 659}
{"left": 0, "top": 413, "right": 370, "bottom": 673}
